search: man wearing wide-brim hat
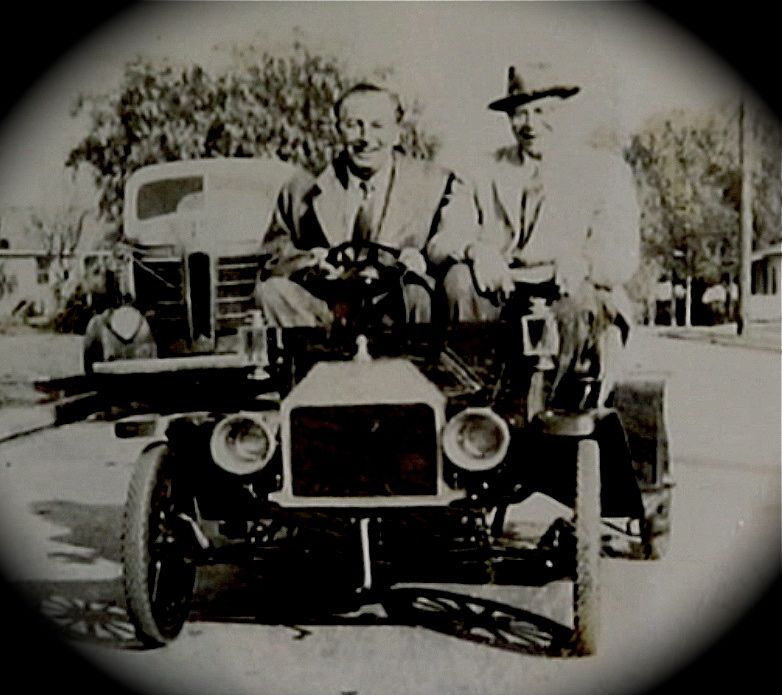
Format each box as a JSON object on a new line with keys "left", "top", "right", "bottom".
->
{"left": 487, "top": 64, "right": 580, "bottom": 160}
{"left": 435, "top": 65, "right": 640, "bottom": 407}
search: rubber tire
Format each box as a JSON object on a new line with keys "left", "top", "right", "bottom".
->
{"left": 122, "top": 442, "right": 196, "bottom": 647}
{"left": 571, "top": 438, "right": 601, "bottom": 656}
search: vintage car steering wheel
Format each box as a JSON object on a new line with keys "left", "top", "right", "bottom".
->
{"left": 299, "top": 239, "right": 432, "bottom": 329}
{"left": 327, "top": 240, "right": 403, "bottom": 286}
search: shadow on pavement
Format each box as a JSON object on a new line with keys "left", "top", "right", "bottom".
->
{"left": 381, "top": 586, "right": 571, "bottom": 655}
{"left": 21, "top": 499, "right": 574, "bottom": 655}
{"left": 31, "top": 499, "right": 123, "bottom": 565}
{"left": 18, "top": 569, "right": 573, "bottom": 656}
{"left": 190, "top": 565, "right": 574, "bottom": 656}
{"left": 18, "top": 500, "right": 142, "bottom": 649}
{"left": 16, "top": 578, "right": 144, "bottom": 650}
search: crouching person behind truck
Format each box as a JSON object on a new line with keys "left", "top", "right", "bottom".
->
{"left": 83, "top": 304, "right": 157, "bottom": 375}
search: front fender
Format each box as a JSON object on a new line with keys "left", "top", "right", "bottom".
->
{"left": 504, "top": 409, "right": 646, "bottom": 520}
{"left": 611, "top": 377, "right": 671, "bottom": 487}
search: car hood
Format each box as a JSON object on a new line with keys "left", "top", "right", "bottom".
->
{"left": 282, "top": 358, "right": 445, "bottom": 410}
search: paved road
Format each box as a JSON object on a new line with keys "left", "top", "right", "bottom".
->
{"left": 0, "top": 329, "right": 778, "bottom": 695}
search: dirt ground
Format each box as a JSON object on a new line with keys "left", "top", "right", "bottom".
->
{"left": 0, "top": 326, "right": 83, "bottom": 406}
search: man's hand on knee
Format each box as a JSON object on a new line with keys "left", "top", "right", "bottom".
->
{"left": 465, "top": 242, "right": 514, "bottom": 298}
{"left": 398, "top": 247, "right": 428, "bottom": 276}
{"left": 266, "top": 247, "right": 340, "bottom": 279}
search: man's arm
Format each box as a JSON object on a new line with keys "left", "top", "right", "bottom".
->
{"left": 261, "top": 181, "right": 325, "bottom": 278}
{"left": 427, "top": 173, "right": 516, "bottom": 296}
{"left": 425, "top": 173, "right": 482, "bottom": 267}
{"left": 583, "top": 169, "right": 641, "bottom": 290}
{"left": 552, "top": 154, "right": 641, "bottom": 353}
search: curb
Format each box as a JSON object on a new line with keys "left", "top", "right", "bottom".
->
{"left": 0, "top": 393, "right": 99, "bottom": 445}
{"left": 0, "top": 405, "right": 56, "bottom": 444}
{"left": 658, "top": 331, "right": 781, "bottom": 354}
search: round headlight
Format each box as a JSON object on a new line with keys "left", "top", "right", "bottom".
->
{"left": 443, "top": 407, "right": 510, "bottom": 472}
{"left": 210, "top": 414, "right": 277, "bottom": 475}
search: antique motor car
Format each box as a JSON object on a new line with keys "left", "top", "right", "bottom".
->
{"left": 83, "top": 189, "right": 673, "bottom": 656}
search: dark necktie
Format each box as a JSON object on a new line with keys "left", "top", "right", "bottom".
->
{"left": 352, "top": 182, "right": 374, "bottom": 243}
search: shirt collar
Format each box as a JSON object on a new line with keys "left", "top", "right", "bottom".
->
{"left": 345, "top": 153, "right": 394, "bottom": 196}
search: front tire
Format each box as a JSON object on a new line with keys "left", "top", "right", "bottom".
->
{"left": 571, "top": 438, "right": 601, "bottom": 656}
{"left": 122, "top": 442, "right": 196, "bottom": 646}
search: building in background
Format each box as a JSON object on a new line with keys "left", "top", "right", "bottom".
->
{"left": 0, "top": 206, "right": 112, "bottom": 322}
{"left": 750, "top": 241, "right": 782, "bottom": 322}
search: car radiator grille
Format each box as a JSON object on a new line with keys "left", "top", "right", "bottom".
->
{"left": 289, "top": 404, "right": 438, "bottom": 497}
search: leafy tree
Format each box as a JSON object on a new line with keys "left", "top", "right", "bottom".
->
{"left": 625, "top": 104, "right": 780, "bottom": 290}
{"left": 750, "top": 106, "right": 782, "bottom": 250}
{"left": 24, "top": 206, "right": 95, "bottom": 328}
{"left": 66, "top": 44, "right": 440, "bottom": 225}
{"left": 28, "top": 206, "right": 90, "bottom": 259}
{"left": 623, "top": 256, "right": 663, "bottom": 325}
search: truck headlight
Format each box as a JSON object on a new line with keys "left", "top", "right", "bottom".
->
{"left": 442, "top": 407, "right": 510, "bottom": 472}
{"left": 210, "top": 413, "right": 277, "bottom": 475}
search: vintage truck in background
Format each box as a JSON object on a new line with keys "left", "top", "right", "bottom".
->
{"left": 82, "top": 157, "right": 298, "bottom": 368}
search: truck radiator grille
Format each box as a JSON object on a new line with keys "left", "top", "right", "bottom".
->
{"left": 134, "top": 252, "right": 261, "bottom": 337}
{"left": 215, "top": 255, "right": 261, "bottom": 330}
{"left": 188, "top": 252, "right": 211, "bottom": 340}
{"left": 132, "top": 254, "right": 187, "bottom": 330}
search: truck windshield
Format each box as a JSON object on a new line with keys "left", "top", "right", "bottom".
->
{"left": 137, "top": 176, "right": 204, "bottom": 220}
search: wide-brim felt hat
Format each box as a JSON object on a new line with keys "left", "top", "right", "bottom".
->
{"left": 488, "top": 66, "right": 580, "bottom": 112}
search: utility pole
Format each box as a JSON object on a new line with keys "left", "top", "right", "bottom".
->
{"left": 737, "top": 98, "right": 754, "bottom": 336}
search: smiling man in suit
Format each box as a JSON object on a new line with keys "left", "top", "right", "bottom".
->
{"left": 255, "top": 83, "right": 478, "bottom": 327}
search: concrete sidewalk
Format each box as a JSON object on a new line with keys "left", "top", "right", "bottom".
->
{"left": 657, "top": 322, "right": 781, "bottom": 353}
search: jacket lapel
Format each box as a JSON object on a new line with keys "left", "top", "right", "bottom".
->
{"left": 488, "top": 155, "right": 544, "bottom": 254}
{"left": 311, "top": 161, "right": 351, "bottom": 246}
{"left": 377, "top": 155, "right": 441, "bottom": 247}
{"left": 376, "top": 155, "right": 409, "bottom": 245}
{"left": 310, "top": 154, "right": 441, "bottom": 249}
{"left": 493, "top": 163, "right": 522, "bottom": 235}
{"left": 485, "top": 162, "right": 522, "bottom": 255}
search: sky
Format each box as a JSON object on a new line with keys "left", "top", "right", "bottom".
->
{"left": 0, "top": 1, "right": 750, "bottom": 212}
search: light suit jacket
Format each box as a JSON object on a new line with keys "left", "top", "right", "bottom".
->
{"left": 262, "top": 152, "right": 478, "bottom": 278}
{"left": 472, "top": 146, "right": 640, "bottom": 323}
